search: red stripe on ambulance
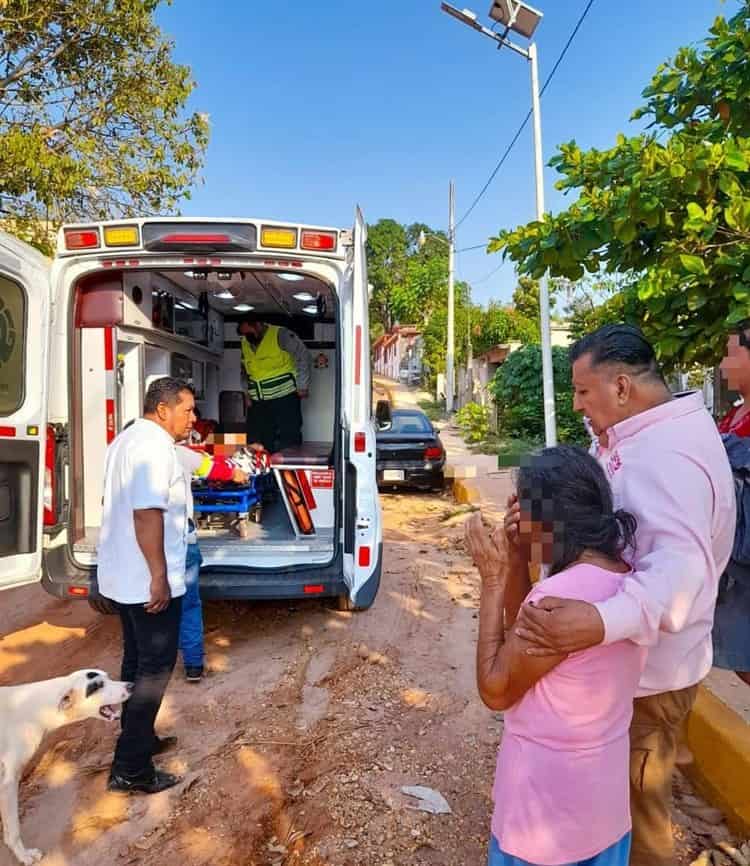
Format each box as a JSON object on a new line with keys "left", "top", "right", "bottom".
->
{"left": 104, "top": 327, "right": 116, "bottom": 443}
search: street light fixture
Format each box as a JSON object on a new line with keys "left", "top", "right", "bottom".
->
{"left": 488, "top": 0, "right": 542, "bottom": 38}
{"left": 440, "top": 0, "right": 557, "bottom": 446}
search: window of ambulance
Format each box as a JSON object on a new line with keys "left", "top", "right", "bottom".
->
{"left": 0, "top": 275, "right": 25, "bottom": 415}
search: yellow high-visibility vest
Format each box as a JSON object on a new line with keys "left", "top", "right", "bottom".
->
{"left": 240, "top": 325, "right": 297, "bottom": 401}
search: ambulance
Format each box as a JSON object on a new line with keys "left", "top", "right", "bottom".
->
{"left": 0, "top": 211, "right": 383, "bottom": 612}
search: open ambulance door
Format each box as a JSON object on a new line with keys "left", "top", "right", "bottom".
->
{"left": 340, "top": 208, "right": 382, "bottom": 610}
{"left": 0, "top": 233, "right": 51, "bottom": 590}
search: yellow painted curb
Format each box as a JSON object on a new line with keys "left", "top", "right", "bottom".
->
{"left": 686, "top": 685, "right": 750, "bottom": 835}
{"left": 453, "top": 478, "right": 481, "bottom": 505}
{"left": 373, "top": 378, "right": 395, "bottom": 406}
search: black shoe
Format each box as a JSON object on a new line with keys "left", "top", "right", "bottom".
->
{"left": 185, "top": 665, "right": 204, "bottom": 682}
{"left": 153, "top": 735, "right": 178, "bottom": 756}
{"left": 107, "top": 769, "right": 181, "bottom": 795}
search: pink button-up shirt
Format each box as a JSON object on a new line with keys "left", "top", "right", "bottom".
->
{"left": 594, "top": 391, "right": 735, "bottom": 696}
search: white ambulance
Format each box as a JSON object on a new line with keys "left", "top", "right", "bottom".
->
{"left": 0, "top": 212, "right": 383, "bottom": 612}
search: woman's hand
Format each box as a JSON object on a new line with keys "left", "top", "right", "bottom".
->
{"left": 503, "top": 494, "right": 522, "bottom": 550}
{"left": 465, "top": 512, "right": 508, "bottom": 590}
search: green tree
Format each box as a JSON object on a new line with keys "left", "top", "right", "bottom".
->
{"left": 421, "top": 280, "right": 472, "bottom": 378}
{"left": 511, "top": 276, "right": 560, "bottom": 322}
{"left": 390, "top": 255, "right": 447, "bottom": 325}
{"left": 473, "top": 302, "right": 538, "bottom": 355}
{"left": 490, "top": 345, "right": 586, "bottom": 444}
{"left": 0, "top": 0, "right": 209, "bottom": 254}
{"left": 490, "top": 5, "right": 750, "bottom": 370}
{"left": 366, "top": 219, "right": 409, "bottom": 331}
{"left": 563, "top": 275, "right": 642, "bottom": 341}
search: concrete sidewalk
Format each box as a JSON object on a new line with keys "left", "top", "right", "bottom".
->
{"left": 439, "top": 425, "right": 514, "bottom": 517}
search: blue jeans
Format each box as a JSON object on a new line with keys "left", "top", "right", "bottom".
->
{"left": 713, "top": 572, "right": 750, "bottom": 671}
{"left": 179, "top": 543, "right": 204, "bottom": 667}
{"left": 488, "top": 833, "right": 631, "bottom": 866}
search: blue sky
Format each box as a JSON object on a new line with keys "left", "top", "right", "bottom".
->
{"left": 158, "top": 0, "right": 733, "bottom": 306}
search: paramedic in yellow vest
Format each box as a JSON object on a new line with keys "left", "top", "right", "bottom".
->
{"left": 237, "top": 316, "right": 312, "bottom": 452}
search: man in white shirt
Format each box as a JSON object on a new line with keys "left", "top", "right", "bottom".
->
{"left": 98, "top": 377, "right": 196, "bottom": 795}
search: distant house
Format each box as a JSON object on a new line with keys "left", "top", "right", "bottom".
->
{"left": 457, "top": 325, "right": 573, "bottom": 425}
{"left": 372, "top": 325, "right": 423, "bottom": 381}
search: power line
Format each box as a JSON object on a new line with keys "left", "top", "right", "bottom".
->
{"left": 455, "top": 242, "right": 488, "bottom": 253}
{"left": 473, "top": 261, "right": 505, "bottom": 285}
{"left": 454, "top": 0, "right": 596, "bottom": 231}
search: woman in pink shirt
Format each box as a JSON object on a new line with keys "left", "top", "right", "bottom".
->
{"left": 465, "top": 445, "right": 645, "bottom": 866}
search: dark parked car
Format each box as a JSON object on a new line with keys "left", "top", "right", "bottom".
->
{"left": 376, "top": 409, "right": 445, "bottom": 491}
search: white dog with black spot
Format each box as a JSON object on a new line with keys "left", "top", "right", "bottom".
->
{"left": 0, "top": 669, "right": 132, "bottom": 864}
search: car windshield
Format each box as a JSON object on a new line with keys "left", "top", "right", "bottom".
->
{"left": 389, "top": 413, "right": 432, "bottom": 434}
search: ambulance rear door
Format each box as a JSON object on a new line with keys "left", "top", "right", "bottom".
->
{"left": 0, "top": 231, "right": 51, "bottom": 589}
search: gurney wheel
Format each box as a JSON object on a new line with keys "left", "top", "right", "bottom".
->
{"left": 232, "top": 517, "right": 251, "bottom": 539}
{"left": 250, "top": 505, "right": 262, "bottom": 524}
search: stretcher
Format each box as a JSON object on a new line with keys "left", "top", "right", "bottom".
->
{"left": 192, "top": 479, "right": 263, "bottom": 538}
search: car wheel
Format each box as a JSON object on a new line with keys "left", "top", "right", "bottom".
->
{"left": 88, "top": 596, "right": 118, "bottom": 615}
{"left": 431, "top": 473, "right": 446, "bottom": 491}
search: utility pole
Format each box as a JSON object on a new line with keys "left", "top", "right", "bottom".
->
{"left": 446, "top": 179, "right": 456, "bottom": 414}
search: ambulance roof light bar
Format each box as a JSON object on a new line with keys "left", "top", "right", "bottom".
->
{"left": 142, "top": 222, "right": 257, "bottom": 253}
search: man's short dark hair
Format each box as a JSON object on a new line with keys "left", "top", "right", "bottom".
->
{"left": 237, "top": 314, "right": 261, "bottom": 333}
{"left": 143, "top": 377, "right": 194, "bottom": 414}
{"left": 569, "top": 324, "right": 664, "bottom": 382}
{"left": 734, "top": 320, "right": 750, "bottom": 350}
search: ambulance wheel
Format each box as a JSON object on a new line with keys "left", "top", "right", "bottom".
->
{"left": 88, "top": 596, "right": 117, "bottom": 615}
{"left": 335, "top": 552, "right": 382, "bottom": 612}
{"left": 335, "top": 592, "right": 374, "bottom": 612}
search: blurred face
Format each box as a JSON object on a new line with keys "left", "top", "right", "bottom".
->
{"left": 518, "top": 490, "right": 564, "bottom": 565}
{"left": 572, "top": 353, "right": 631, "bottom": 437}
{"left": 720, "top": 333, "right": 750, "bottom": 393}
{"left": 239, "top": 321, "right": 264, "bottom": 345}
{"left": 155, "top": 389, "right": 196, "bottom": 441}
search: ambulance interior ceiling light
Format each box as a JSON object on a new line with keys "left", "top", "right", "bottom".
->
{"left": 215, "top": 290, "right": 235, "bottom": 300}
{"left": 292, "top": 292, "right": 315, "bottom": 302}
{"left": 234, "top": 303, "right": 254, "bottom": 312}
{"left": 302, "top": 305, "right": 319, "bottom": 315}
{"left": 278, "top": 273, "right": 305, "bottom": 282}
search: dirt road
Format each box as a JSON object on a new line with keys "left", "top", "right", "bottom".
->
{"left": 0, "top": 493, "right": 735, "bottom": 866}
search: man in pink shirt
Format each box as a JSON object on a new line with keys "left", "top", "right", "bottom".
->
{"left": 515, "top": 325, "right": 735, "bottom": 866}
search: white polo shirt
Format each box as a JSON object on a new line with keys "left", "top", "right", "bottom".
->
{"left": 97, "top": 418, "right": 188, "bottom": 604}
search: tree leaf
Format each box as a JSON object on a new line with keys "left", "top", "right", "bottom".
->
{"left": 680, "top": 254, "right": 708, "bottom": 275}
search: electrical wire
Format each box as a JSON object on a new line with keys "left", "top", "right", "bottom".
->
{"left": 454, "top": 0, "right": 596, "bottom": 231}
{"left": 455, "top": 242, "right": 488, "bottom": 253}
{"left": 473, "top": 261, "right": 505, "bottom": 285}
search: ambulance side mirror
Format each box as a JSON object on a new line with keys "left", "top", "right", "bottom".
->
{"left": 375, "top": 400, "right": 392, "bottom": 431}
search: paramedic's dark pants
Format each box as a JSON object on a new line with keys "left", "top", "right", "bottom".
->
{"left": 246, "top": 392, "right": 303, "bottom": 453}
{"left": 110, "top": 596, "right": 182, "bottom": 777}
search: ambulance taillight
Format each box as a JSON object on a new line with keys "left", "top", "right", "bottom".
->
{"left": 43, "top": 425, "right": 57, "bottom": 526}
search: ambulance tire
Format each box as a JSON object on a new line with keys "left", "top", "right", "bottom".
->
{"left": 335, "top": 555, "right": 382, "bottom": 612}
{"left": 88, "top": 597, "right": 118, "bottom": 616}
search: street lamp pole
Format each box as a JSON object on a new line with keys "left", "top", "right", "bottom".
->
{"left": 440, "top": 1, "right": 557, "bottom": 446}
{"left": 528, "top": 42, "right": 556, "bottom": 446}
{"left": 447, "top": 180, "right": 456, "bottom": 414}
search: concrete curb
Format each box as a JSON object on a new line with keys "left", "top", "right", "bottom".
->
{"left": 686, "top": 685, "right": 750, "bottom": 835}
{"left": 452, "top": 477, "right": 481, "bottom": 505}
